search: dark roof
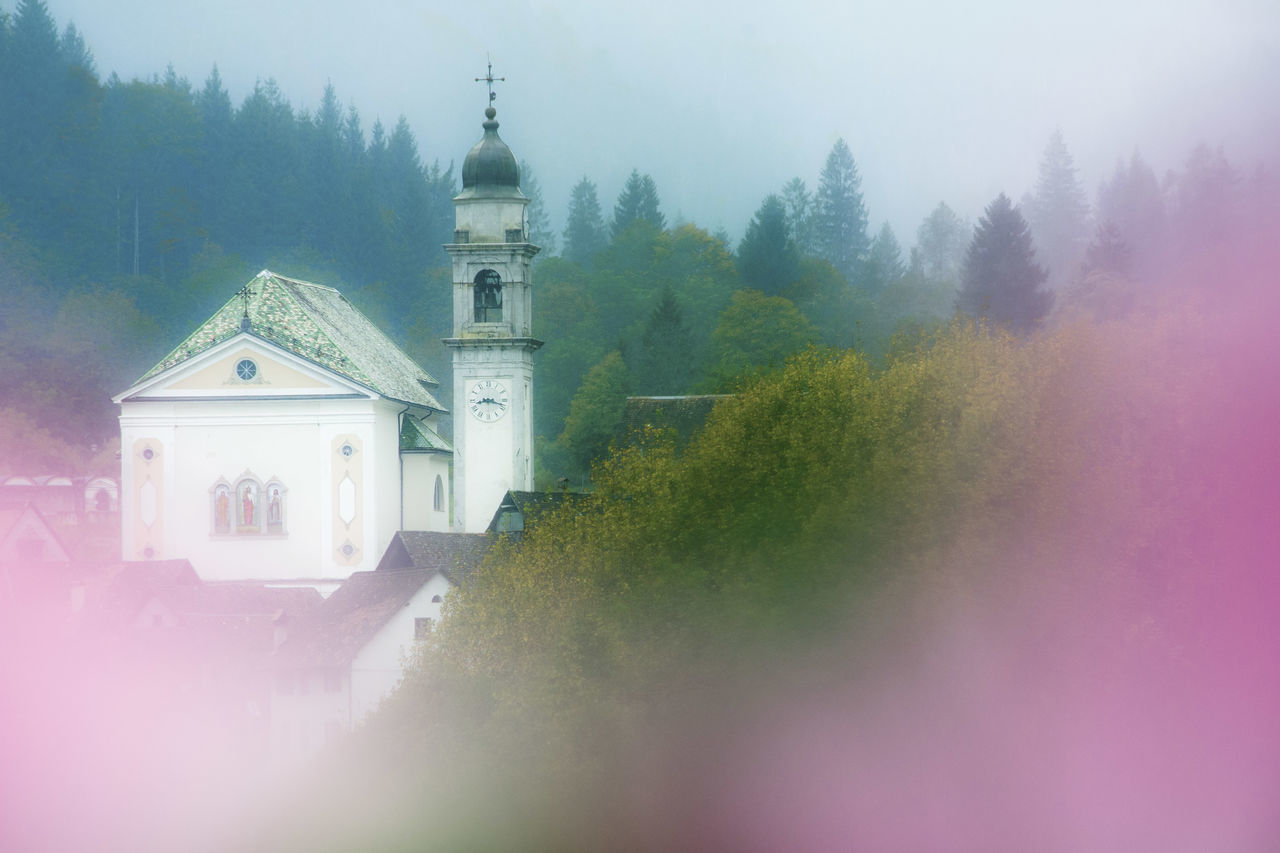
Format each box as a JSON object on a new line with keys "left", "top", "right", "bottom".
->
{"left": 619, "top": 395, "right": 730, "bottom": 450}
{"left": 129, "top": 270, "right": 444, "bottom": 411}
{"left": 486, "top": 490, "right": 588, "bottom": 534}
{"left": 271, "top": 568, "right": 433, "bottom": 668}
{"left": 459, "top": 108, "right": 523, "bottom": 195}
{"left": 375, "top": 531, "right": 492, "bottom": 586}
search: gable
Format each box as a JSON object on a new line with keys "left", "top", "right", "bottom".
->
{"left": 0, "top": 505, "right": 70, "bottom": 564}
{"left": 117, "top": 336, "right": 372, "bottom": 403}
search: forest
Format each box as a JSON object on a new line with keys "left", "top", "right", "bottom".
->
{"left": 4, "top": 1, "right": 1279, "bottom": 848}
{"left": 2, "top": 0, "right": 1273, "bottom": 486}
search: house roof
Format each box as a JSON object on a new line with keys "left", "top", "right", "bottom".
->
{"left": 375, "top": 531, "right": 491, "bottom": 585}
{"left": 619, "top": 395, "right": 729, "bottom": 450}
{"left": 400, "top": 415, "right": 452, "bottom": 453}
{"left": 271, "top": 568, "right": 436, "bottom": 668}
{"left": 486, "top": 489, "right": 588, "bottom": 534}
{"left": 132, "top": 270, "right": 444, "bottom": 411}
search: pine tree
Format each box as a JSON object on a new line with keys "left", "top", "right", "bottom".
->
{"left": 957, "top": 193, "right": 1052, "bottom": 333}
{"left": 632, "top": 288, "right": 698, "bottom": 395}
{"left": 1096, "top": 152, "right": 1165, "bottom": 277}
{"left": 864, "top": 222, "right": 905, "bottom": 295}
{"left": 562, "top": 176, "right": 606, "bottom": 266}
{"left": 521, "top": 162, "right": 555, "bottom": 255}
{"left": 1082, "top": 221, "right": 1130, "bottom": 277}
{"left": 611, "top": 169, "right": 665, "bottom": 238}
{"left": 737, "top": 194, "right": 798, "bottom": 295}
{"left": 1026, "top": 130, "right": 1090, "bottom": 288}
{"left": 781, "top": 176, "right": 814, "bottom": 256}
{"left": 813, "top": 138, "right": 869, "bottom": 283}
{"left": 915, "top": 201, "right": 970, "bottom": 284}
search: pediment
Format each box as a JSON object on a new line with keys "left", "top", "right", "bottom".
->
{"left": 117, "top": 335, "right": 373, "bottom": 402}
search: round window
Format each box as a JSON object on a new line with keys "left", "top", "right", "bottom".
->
{"left": 235, "top": 359, "right": 258, "bottom": 381}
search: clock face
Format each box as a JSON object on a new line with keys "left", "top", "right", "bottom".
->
{"left": 467, "top": 379, "right": 509, "bottom": 422}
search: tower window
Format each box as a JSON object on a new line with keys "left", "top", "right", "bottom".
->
{"left": 474, "top": 269, "right": 502, "bottom": 322}
{"left": 433, "top": 475, "right": 444, "bottom": 512}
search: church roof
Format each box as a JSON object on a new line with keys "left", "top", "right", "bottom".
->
{"left": 134, "top": 270, "right": 444, "bottom": 411}
{"left": 456, "top": 107, "right": 526, "bottom": 200}
{"left": 487, "top": 489, "right": 588, "bottom": 534}
{"left": 400, "top": 416, "right": 452, "bottom": 453}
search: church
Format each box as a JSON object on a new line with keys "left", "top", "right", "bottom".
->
{"left": 113, "top": 97, "right": 540, "bottom": 593}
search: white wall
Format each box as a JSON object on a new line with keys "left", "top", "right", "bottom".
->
{"left": 348, "top": 573, "right": 452, "bottom": 723}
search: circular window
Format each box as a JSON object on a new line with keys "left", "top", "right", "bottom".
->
{"left": 340, "top": 443, "right": 354, "bottom": 458}
{"left": 142, "top": 447, "right": 155, "bottom": 461}
{"left": 235, "top": 359, "right": 258, "bottom": 381}
{"left": 143, "top": 546, "right": 155, "bottom": 558}
{"left": 341, "top": 543, "right": 355, "bottom": 557}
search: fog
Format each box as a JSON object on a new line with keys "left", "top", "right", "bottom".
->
{"left": 34, "top": 0, "right": 1279, "bottom": 242}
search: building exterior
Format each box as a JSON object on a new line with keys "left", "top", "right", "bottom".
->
{"left": 114, "top": 271, "right": 452, "bottom": 591}
{"left": 268, "top": 531, "right": 491, "bottom": 759}
{"left": 445, "top": 104, "right": 541, "bottom": 532}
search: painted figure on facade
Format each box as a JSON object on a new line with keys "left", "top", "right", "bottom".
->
{"left": 215, "top": 485, "right": 231, "bottom": 534}
{"left": 268, "top": 486, "right": 282, "bottom": 532}
{"left": 240, "top": 483, "right": 257, "bottom": 528}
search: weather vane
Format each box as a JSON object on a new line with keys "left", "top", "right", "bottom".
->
{"left": 475, "top": 56, "right": 504, "bottom": 107}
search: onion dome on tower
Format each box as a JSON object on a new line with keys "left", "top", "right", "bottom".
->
{"left": 457, "top": 106, "right": 526, "bottom": 200}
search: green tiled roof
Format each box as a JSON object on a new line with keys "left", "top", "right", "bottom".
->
{"left": 400, "top": 415, "right": 452, "bottom": 452}
{"left": 136, "top": 270, "right": 444, "bottom": 411}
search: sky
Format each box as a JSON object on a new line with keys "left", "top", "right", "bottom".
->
{"left": 30, "top": 0, "right": 1280, "bottom": 246}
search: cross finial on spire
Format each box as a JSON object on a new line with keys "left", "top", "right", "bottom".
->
{"left": 475, "top": 56, "right": 505, "bottom": 108}
{"left": 236, "top": 283, "right": 254, "bottom": 319}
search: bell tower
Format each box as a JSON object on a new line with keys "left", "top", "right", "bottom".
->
{"left": 444, "top": 83, "right": 541, "bottom": 533}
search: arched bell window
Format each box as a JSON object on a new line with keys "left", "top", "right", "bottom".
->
{"left": 433, "top": 475, "right": 445, "bottom": 512}
{"left": 474, "top": 269, "right": 502, "bottom": 322}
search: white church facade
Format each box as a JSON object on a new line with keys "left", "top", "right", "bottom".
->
{"left": 114, "top": 96, "right": 538, "bottom": 596}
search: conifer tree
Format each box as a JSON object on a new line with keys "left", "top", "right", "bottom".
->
{"left": 737, "top": 193, "right": 798, "bottom": 295}
{"left": 957, "top": 193, "right": 1052, "bottom": 334}
{"left": 632, "top": 288, "right": 698, "bottom": 395}
{"left": 520, "top": 163, "right": 556, "bottom": 255}
{"left": 1026, "top": 130, "right": 1090, "bottom": 288}
{"left": 864, "top": 222, "right": 905, "bottom": 295}
{"left": 562, "top": 176, "right": 607, "bottom": 266}
{"left": 611, "top": 169, "right": 665, "bottom": 238}
{"left": 813, "top": 138, "right": 869, "bottom": 283}
{"left": 781, "top": 176, "right": 814, "bottom": 256}
{"left": 915, "top": 201, "right": 970, "bottom": 285}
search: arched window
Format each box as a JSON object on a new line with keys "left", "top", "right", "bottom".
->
{"left": 433, "top": 475, "right": 444, "bottom": 512}
{"left": 474, "top": 269, "right": 502, "bottom": 322}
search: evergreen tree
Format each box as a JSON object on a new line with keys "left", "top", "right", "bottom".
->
{"left": 781, "top": 176, "right": 814, "bottom": 256}
{"left": 957, "top": 193, "right": 1052, "bottom": 334}
{"left": 1082, "top": 221, "right": 1130, "bottom": 277}
{"left": 521, "top": 162, "right": 556, "bottom": 255}
{"left": 813, "top": 138, "right": 869, "bottom": 283}
{"left": 631, "top": 288, "right": 698, "bottom": 395}
{"left": 864, "top": 222, "right": 905, "bottom": 295}
{"left": 562, "top": 176, "right": 607, "bottom": 266}
{"left": 737, "top": 193, "right": 798, "bottom": 295}
{"left": 611, "top": 169, "right": 665, "bottom": 237}
{"left": 1025, "top": 130, "right": 1090, "bottom": 288}
{"left": 915, "top": 201, "right": 970, "bottom": 284}
{"left": 1096, "top": 152, "right": 1165, "bottom": 278}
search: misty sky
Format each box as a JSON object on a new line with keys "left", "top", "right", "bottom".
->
{"left": 29, "top": 0, "right": 1280, "bottom": 245}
